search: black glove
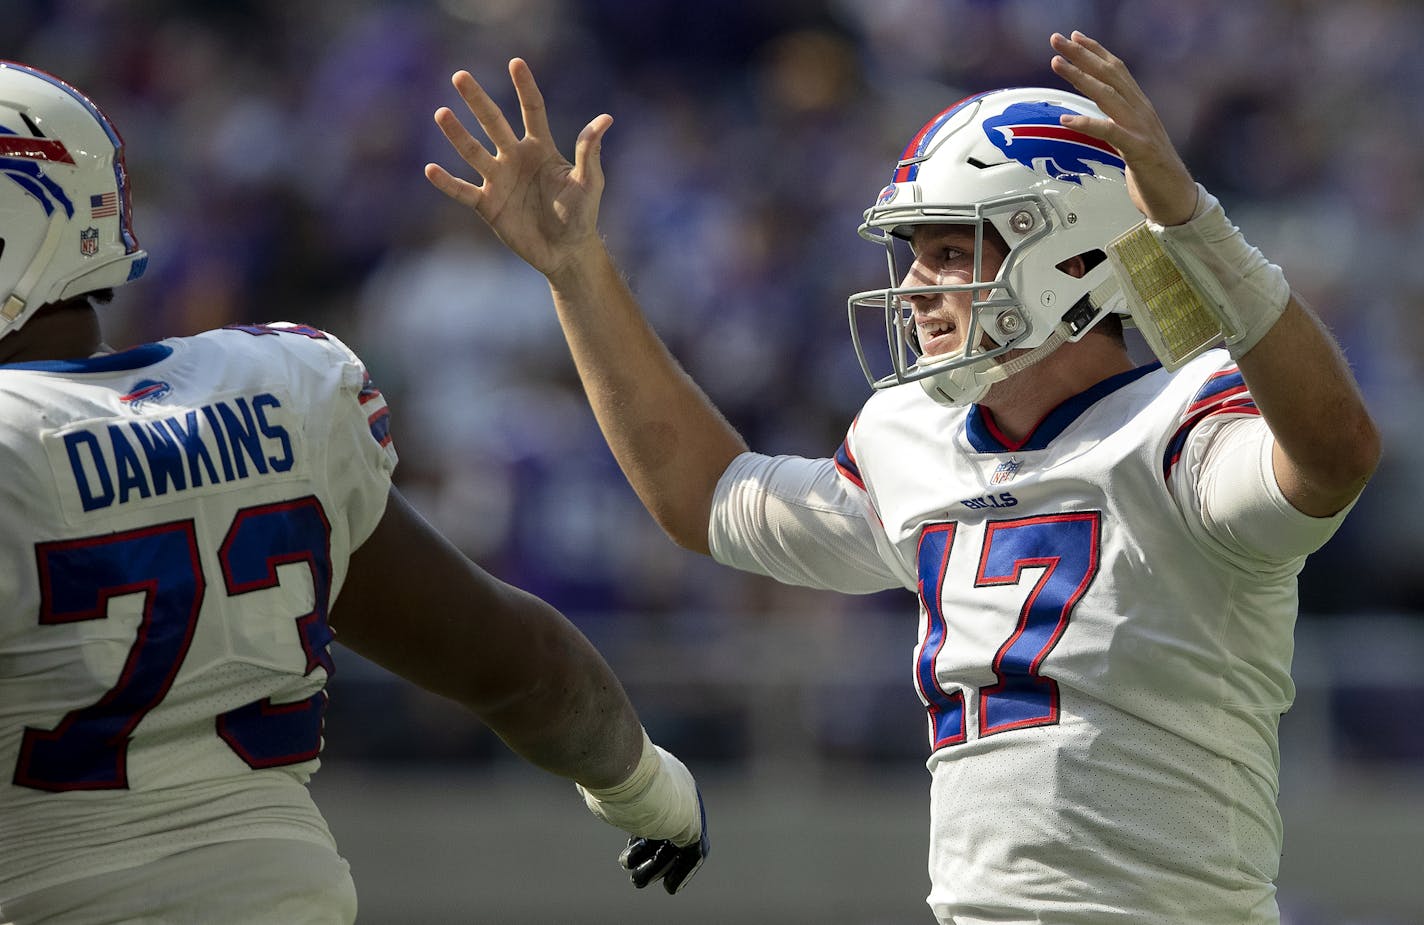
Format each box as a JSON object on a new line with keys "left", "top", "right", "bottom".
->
{"left": 617, "top": 793, "right": 709, "bottom": 894}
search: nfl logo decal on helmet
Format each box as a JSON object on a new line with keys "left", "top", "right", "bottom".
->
{"left": 0, "top": 61, "right": 147, "bottom": 338}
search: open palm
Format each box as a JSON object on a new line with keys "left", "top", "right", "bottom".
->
{"left": 1047, "top": 32, "right": 1199, "bottom": 227}
{"left": 426, "top": 58, "right": 612, "bottom": 277}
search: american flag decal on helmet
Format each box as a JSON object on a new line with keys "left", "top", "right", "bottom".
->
{"left": 90, "top": 191, "right": 117, "bottom": 218}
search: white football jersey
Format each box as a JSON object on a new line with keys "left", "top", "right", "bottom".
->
{"left": 0, "top": 323, "right": 396, "bottom": 909}
{"left": 709, "top": 351, "right": 1351, "bottom": 924}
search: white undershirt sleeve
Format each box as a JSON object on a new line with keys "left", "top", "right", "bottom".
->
{"left": 707, "top": 451, "right": 904, "bottom": 594}
{"left": 1174, "top": 415, "right": 1355, "bottom": 564}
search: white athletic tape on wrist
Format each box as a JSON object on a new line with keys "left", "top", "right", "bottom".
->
{"left": 577, "top": 730, "right": 701, "bottom": 847}
{"left": 1107, "top": 183, "right": 1290, "bottom": 368}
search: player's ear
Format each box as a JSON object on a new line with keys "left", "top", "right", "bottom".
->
{"left": 1056, "top": 254, "right": 1088, "bottom": 279}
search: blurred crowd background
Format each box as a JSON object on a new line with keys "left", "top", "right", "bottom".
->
{"left": 6, "top": 1, "right": 1422, "bottom": 922}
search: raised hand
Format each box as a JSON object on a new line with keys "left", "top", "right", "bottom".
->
{"left": 1049, "top": 31, "right": 1200, "bottom": 227}
{"left": 425, "top": 58, "right": 612, "bottom": 277}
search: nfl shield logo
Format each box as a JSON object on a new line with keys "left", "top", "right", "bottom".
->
{"left": 80, "top": 227, "right": 99, "bottom": 257}
{"left": 991, "top": 458, "right": 1021, "bottom": 484}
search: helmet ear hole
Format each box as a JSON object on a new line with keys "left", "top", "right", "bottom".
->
{"left": 1056, "top": 248, "right": 1106, "bottom": 279}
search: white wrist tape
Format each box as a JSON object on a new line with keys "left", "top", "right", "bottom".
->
{"left": 577, "top": 730, "right": 701, "bottom": 847}
{"left": 1107, "top": 183, "right": 1290, "bottom": 367}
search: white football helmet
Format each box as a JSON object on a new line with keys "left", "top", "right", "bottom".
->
{"left": 847, "top": 87, "right": 1143, "bottom": 405}
{"left": 0, "top": 60, "right": 147, "bottom": 340}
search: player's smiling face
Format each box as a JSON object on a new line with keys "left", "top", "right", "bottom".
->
{"left": 901, "top": 224, "right": 1008, "bottom": 358}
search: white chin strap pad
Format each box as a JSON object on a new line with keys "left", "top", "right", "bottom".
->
{"left": 918, "top": 330, "right": 1067, "bottom": 406}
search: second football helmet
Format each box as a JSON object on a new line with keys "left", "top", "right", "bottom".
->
{"left": 0, "top": 60, "right": 147, "bottom": 340}
{"left": 847, "top": 87, "right": 1143, "bottom": 405}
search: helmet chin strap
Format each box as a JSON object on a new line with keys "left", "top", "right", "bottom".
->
{"left": 0, "top": 207, "right": 69, "bottom": 335}
{"left": 918, "top": 329, "right": 1069, "bottom": 406}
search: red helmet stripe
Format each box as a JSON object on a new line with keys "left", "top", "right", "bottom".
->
{"left": 892, "top": 93, "right": 992, "bottom": 183}
{"left": 0, "top": 135, "right": 74, "bottom": 163}
{"left": 998, "top": 124, "right": 1121, "bottom": 158}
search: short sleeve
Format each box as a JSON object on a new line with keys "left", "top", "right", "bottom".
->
{"left": 708, "top": 451, "right": 903, "bottom": 593}
{"left": 1171, "top": 415, "right": 1353, "bottom": 564}
{"left": 265, "top": 324, "right": 398, "bottom": 552}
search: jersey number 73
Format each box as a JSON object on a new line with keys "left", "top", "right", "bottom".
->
{"left": 13, "top": 497, "right": 334, "bottom": 792}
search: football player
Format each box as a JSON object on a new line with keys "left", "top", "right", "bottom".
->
{"left": 0, "top": 60, "right": 707, "bottom": 925}
{"left": 428, "top": 30, "right": 1376, "bottom": 924}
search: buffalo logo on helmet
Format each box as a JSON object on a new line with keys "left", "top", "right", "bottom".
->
{"left": 982, "top": 101, "right": 1125, "bottom": 184}
{"left": 0, "top": 125, "right": 76, "bottom": 218}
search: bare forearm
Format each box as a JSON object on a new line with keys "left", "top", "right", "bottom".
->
{"left": 470, "top": 584, "right": 645, "bottom": 788}
{"left": 1237, "top": 295, "right": 1380, "bottom": 516}
{"left": 547, "top": 244, "right": 748, "bottom": 553}
{"left": 332, "top": 491, "right": 644, "bottom": 788}
{"left": 343, "top": 574, "right": 642, "bottom": 788}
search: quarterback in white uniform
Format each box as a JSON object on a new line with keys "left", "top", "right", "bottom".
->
{"left": 0, "top": 59, "right": 708, "bottom": 925}
{"left": 430, "top": 30, "right": 1377, "bottom": 925}
{"left": 711, "top": 349, "right": 1347, "bottom": 921}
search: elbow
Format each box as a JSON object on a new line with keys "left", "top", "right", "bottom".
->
{"left": 641, "top": 483, "right": 716, "bottom": 555}
{"left": 672, "top": 530, "right": 712, "bottom": 557}
{"left": 637, "top": 451, "right": 737, "bottom": 557}
{"left": 1296, "top": 412, "right": 1382, "bottom": 515}
{"left": 650, "top": 504, "right": 713, "bottom": 556}
{"left": 455, "top": 583, "right": 575, "bottom": 719}
{"left": 1342, "top": 411, "right": 1383, "bottom": 489}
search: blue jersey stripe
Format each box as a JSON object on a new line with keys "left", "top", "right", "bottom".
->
{"left": 1162, "top": 398, "right": 1260, "bottom": 479}
{"left": 0, "top": 343, "right": 172, "bottom": 373}
{"left": 834, "top": 438, "right": 865, "bottom": 490}
{"left": 966, "top": 363, "right": 1161, "bottom": 454}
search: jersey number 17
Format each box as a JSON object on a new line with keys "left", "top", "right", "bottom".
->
{"left": 915, "top": 511, "right": 1100, "bottom": 750}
